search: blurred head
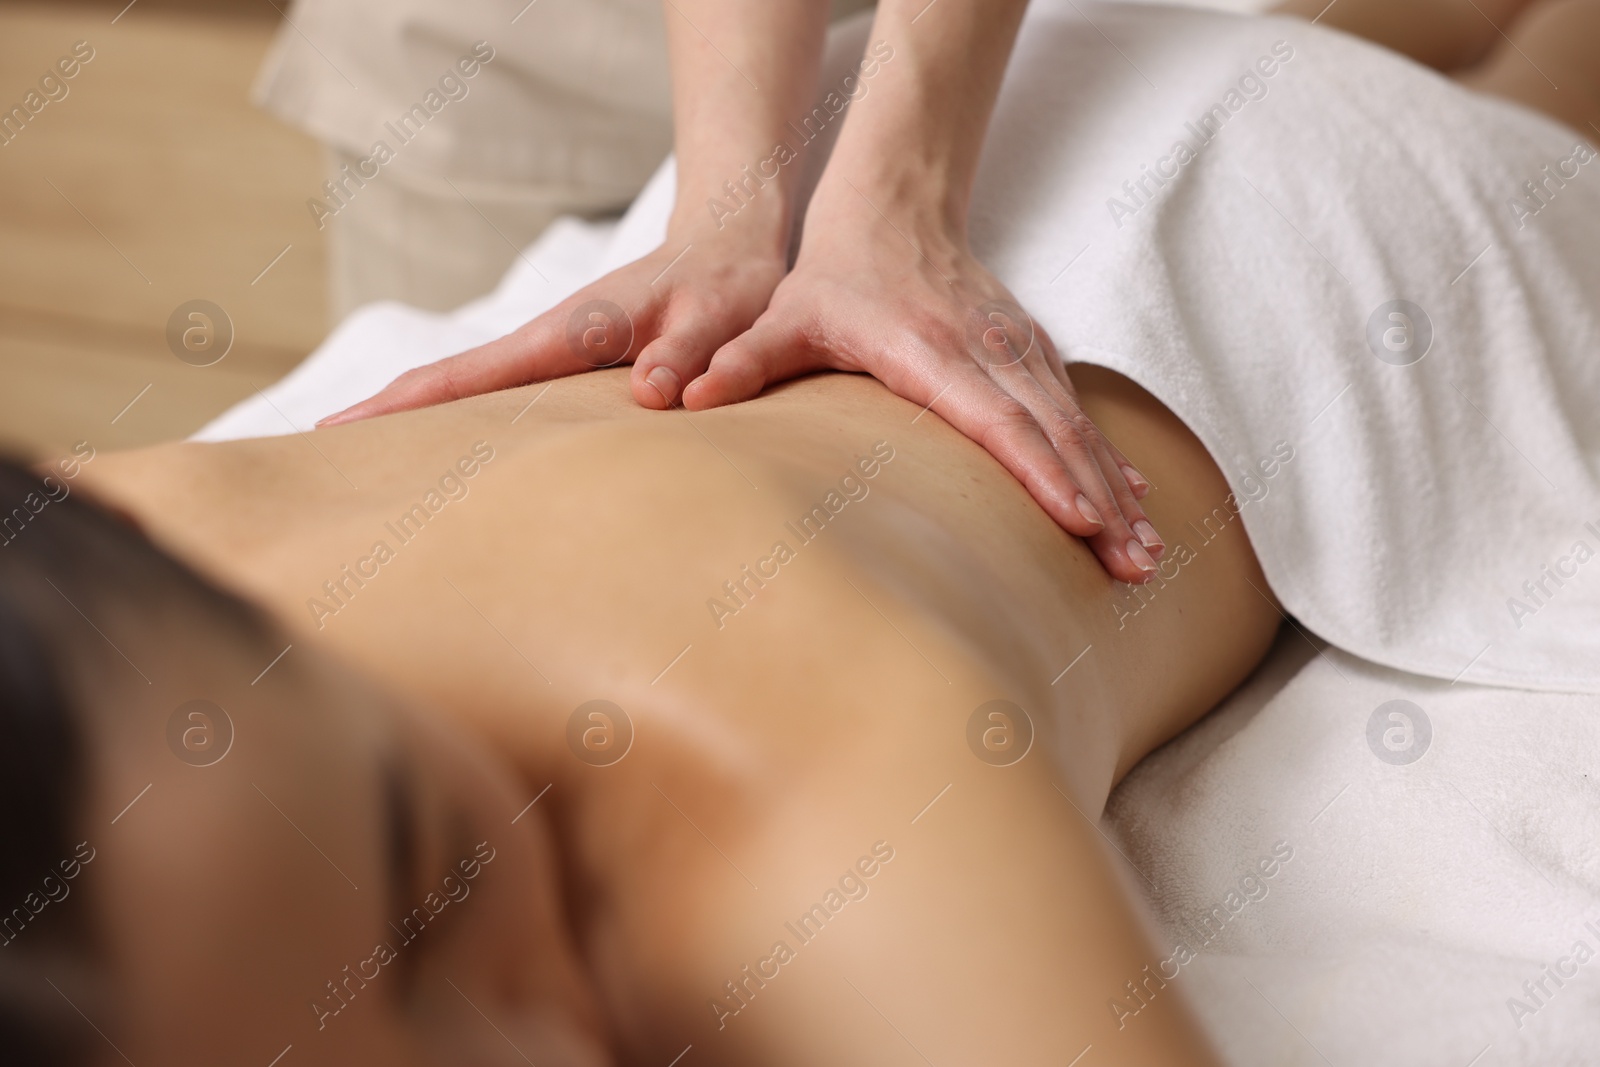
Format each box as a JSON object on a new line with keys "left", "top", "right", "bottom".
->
{"left": 0, "top": 460, "right": 608, "bottom": 1066}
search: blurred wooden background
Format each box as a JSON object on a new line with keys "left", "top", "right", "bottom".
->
{"left": 0, "top": 0, "right": 327, "bottom": 457}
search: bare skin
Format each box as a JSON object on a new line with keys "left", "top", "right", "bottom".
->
{"left": 1274, "top": 0, "right": 1545, "bottom": 70}
{"left": 79, "top": 365, "right": 1274, "bottom": 1066}
{"left": 1456, "top": 0, "right": 1600, "bottom": 135}
{"left": 1276, "top": 0, "right": 1600, "bottom": 133}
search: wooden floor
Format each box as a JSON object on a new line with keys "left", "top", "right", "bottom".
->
{"left": 0, "top": 1, "right": 328, "bottom": 457}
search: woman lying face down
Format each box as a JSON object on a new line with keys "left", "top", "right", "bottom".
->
{"left": 9, "top": 0, "right": 1598, "bottom": 1058}
{"left": 0, "top": 466, "right": 610, "bottom": 1066}
{"left": 2, "top": 367, "right": 1281, "bottom": 1065}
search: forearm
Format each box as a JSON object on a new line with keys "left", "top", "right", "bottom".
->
{"left": 664, "top": 0, "right": 833, "bottom": 252}
{"left": 813, "top": 0, "right": 1030, "bottom": 238}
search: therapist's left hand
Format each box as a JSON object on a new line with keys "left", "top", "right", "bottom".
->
{"left": 690, "top": 188, "right": 1165, "bottom": 585}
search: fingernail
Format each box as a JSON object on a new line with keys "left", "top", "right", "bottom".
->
{"left": 1127, "top": 539, "right": 1158, "bottom": 573}
{"left": 1123, "top": 465, "right": 1151, "bottom": 498}
{"left": 645, "top": 365, "right": 680, "bottom": 405}
{"left": 1075, "top": 494, "right": 1103, "bottom": 529}
{"left": 1133, "top": 519, "right": 1164, "bottom": 557}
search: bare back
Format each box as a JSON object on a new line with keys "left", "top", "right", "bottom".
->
{"left": 79, "top": 366, "right": 1278, "bottom": 1064}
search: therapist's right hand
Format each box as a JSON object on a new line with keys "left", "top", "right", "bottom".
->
{"left": 318, "top": 227, "right": 788, "bottom": 425}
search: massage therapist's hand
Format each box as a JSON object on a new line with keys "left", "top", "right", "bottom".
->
{"left": 319, "top": 223, "right": 788, "bottom": 422}
{"left": 686, "top": 190, "right": 1165, "bottom": 584}
{"left": 320, "top": 0, "right": 836, "bottom": 425}
{"left": 741, "top": 0, "right": 1162, "bottom": 583}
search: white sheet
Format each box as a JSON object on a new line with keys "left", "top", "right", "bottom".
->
{"left": 199, "top": 5, "right": 1600, "bottom": 1062}
{"left": 1107, "top": 628, "right": 1600, "bottom": 1066}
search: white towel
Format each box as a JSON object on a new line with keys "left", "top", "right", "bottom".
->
{"left": 997, "top": 5, "right": 1600, "bottom": 694}
{"left": 1105, "top": 629, "right": 1600, "bottom": 1066}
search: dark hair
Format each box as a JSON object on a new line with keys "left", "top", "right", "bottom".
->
{"left": 0, "top": 565, "right": 85, "bottom": 1064}
{"left": 0, "top": 456, "right": 272, "bottom": 1064}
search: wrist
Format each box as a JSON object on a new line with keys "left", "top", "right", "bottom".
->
{"left": 668, "top": 161, "right": 800, "bottom": 261}
{"left": 804, "top": 166, "right": 971, "bottom": 256}
{"left": 808, "top": 111, "right": 974, "bottom": 241}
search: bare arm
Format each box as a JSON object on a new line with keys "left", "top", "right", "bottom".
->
{"left": 661, "top": 0, "right": 830, "bottom": 255}
{"left": 813, "top": 0, "right": 1033, "bottom": 235}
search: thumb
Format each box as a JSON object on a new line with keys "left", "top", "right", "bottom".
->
{"left": 681, "top": 315, "right": 827, "bottom": 410}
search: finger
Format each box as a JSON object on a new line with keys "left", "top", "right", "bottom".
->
{"left": 988, "top": 361, "right": 1164, "bottom": 583}
{"left": 319, "top": 298, "right": 628, "bottom": 426}
{"left": 630, "top": 301, "right": 749, "bottom": 410}
{"left": 1037, "top": 337, "right": 1152, "bottom": 500}
{"left": 928, "top": 360, "right": 1113, "bottom": 542}
{"left": 680, "top": 312, "right": 826, "bottom": 410}
{"left": 1117, "top": 454, "right": 1154, "bottom": 500}
{"left": 317, "top": 348, "right": 506, "bottom": 427}
{"left": 1082, "top": 427, "right": 1165, "bottom": 567}
{"left": 1040, "top": 380, "right": 1165, "bottom": 571}
{"left": 1022, "top": 348, "right": 1161, "bottom": 549}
